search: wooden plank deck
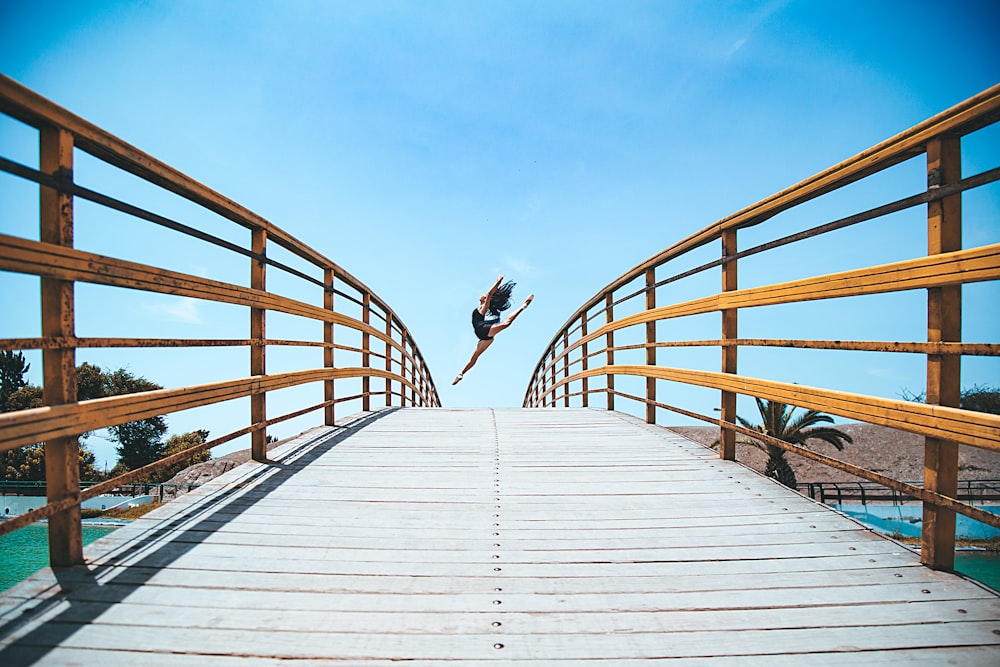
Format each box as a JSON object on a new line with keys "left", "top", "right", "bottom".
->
{"left": 1, "top": 407, "right": 998, "bottom": 665}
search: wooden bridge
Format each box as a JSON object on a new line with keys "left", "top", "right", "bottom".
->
{"left": 2, "top": 78, "right": 1000, "bottom": 662}
{"left": 3, "top": 407, "right": 999, "bottom": 664}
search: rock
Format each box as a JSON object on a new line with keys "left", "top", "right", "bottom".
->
{"left": 160, "top": 438, "right": 288, "bottom": 501}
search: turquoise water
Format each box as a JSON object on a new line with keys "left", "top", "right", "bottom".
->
{"left": 955, "top": 551, "right": 1000, "bottom": 591}
{"left": 1, "top": 523, "right": 119, "bottom": 592}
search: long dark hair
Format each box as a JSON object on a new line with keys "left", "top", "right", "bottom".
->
{"left": 489, "top": 280, "right": 516, "bottom": 315}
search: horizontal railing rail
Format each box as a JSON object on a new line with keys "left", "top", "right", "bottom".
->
{"left": 524, "top": 83, "right": 1000, "bottom": 571}
{"left": 0, "top": 74, "right": 439, "bottom": 566}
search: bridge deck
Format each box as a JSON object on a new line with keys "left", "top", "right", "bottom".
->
{"left": 2, "top": 408, "right": 998, "bottom": 664}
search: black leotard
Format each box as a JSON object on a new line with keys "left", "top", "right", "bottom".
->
{"left": 472, "top": 309, "right": 498, "bottom": 341}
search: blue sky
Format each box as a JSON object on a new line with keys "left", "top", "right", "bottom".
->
{"left": 1, "top": 0, "right": 998, "bottom": 468}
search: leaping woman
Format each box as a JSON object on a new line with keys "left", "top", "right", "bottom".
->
{"left": 452, "top": 274, "right": 533, "bottom": 385}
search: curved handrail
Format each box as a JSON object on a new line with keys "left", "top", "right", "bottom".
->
{"left": 524, "top": 83, "right": 1000, "bottom": 571}
{"left": 0, "top": 74, "right": 440, "bottom": 563}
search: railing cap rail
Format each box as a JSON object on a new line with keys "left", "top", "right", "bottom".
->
{"left": 0, "top": 74, "right": 393, "bottom": 314}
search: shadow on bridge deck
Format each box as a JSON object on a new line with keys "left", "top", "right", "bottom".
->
{"left": 1, "top": 408, "right": 998, "bottom": 664}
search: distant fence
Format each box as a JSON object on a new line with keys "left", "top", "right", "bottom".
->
{"left": 0, "top": 75, "right": 440, "bottom": 566}
{"left": 803, "top": 479, "right": 1000, "bottom": 507}
{"left": 524, "top": 84, "right": 1000, "bottom": 570}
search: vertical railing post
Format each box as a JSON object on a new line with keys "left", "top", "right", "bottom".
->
{"left": 539, "top": 361, "right": 546, "bottom": 407}
{"left": 385, "top": 312, "right": 393, "bottom": 406}
{"left": 250, "top": 227, "right": 267, "bottom": 462}
{"left": 324, "top": 268, "right": 335, "bottom": 426}
{"left": 362, "top": 292, "right": 371, "bottom": 411}
{"left": 606, "top": 292, "right": 615, "bottom": 411}
{"left": 40, "top": 126, "right": 82, "bottom": 567}
{"left": 401, "top": 336, "right": 409, "bottom": 406}
{"left": 581, "top": 315, "right": 589, "bottom": 408}
{"left": 562, "top": 330, "right": 570, "bottom": 407}
{"left": 922, "top": 135, "right": 962, "bottom": 570}
{"left": 411, "top": 348, "right": 419, "bottom": 406}
{"left": 536, "top": 366, "right": 542, "bottom": 407}
{"left": 417, "top": 353, "right": 426, "bottom": 406}
{"left": 720, "top": 229, "right": 738, "bottom": 461}
{"left": 644, "top": 268, "right": 656, "bottom": 424}
{"left": 548, "top": 349, "right": 556, "bottom": 407}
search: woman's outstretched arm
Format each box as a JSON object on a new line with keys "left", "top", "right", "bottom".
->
{"left": 478, "top": 274, "right": 504, "bottom": 315}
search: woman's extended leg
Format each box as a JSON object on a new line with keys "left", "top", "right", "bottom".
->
{"left": 453, "top": 338, "right": 493, "bottom": 384}
{"left": 487, "top": 293, "right": 534, "bottom": 338}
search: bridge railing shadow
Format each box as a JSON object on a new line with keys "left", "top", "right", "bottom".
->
{"left": 0, "top": 75, "right": 439, "bottom": 568}
{"left": 523, "top": 84, "right": 1000, "bottom": 571}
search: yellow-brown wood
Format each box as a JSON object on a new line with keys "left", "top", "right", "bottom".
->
{"left": 609, "top": 339, "right": 998, "bottom": 356}
{"left": 551, "top": 349, "right": 558, "bottom": 407}
{"left": 39, "top": 125, "right": 82, "bottom": 567}
{"left": 719, "top": 229, "right": 737, "bottom": 461}
{"left": 251, "top": 228, "right": 267, "bottom": 462}
{"left": 385, "top": 312, "right": 393, "bottom": 406}
{"left": 549, "top": 365, "right": 1000, "bottom": 451}
{"left": 606, "top": 292, "right": 615, "bottom": 411}
{"left": 362, "top": 293, "right": 371, "bottom": 412}
{"left": 0, "top": 234, "right": 409, "bottom": 356}
{"left": 922, "top": 136, "right": 963, "bottom": 571}
{"left": 546, "top": 243, "right": 1000, "bottom": 364}
{"left": 0, "top": 74, "right": 374, "bottom": 286}
{"left": 324, "top": 268, "right": 336, "bottom": 425}
{"left": 645, "top": 268, "right": 656, "bottom": 424}
{"left": 580, "top": 316, "right": 589, "bottom": 408}
{"left": 563, "top": 330, "right": 570, "bottom": 407}
{"left": 0, "top": 367, "right": 419, "bottom": 453}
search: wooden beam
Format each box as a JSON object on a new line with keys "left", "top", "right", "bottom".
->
{"left": 563, "top": 330, "right": 570, "bottom": 407}
{"left": 564, "top": 364, "right": 1000, "bottom": 451}
{"left": 324, "top": 268, "right": 335, "bottom": 425}
{"left": 385, "top": 312, "right": 393, "bottom": 407}
{"left": 362, "top": 293, "right": 371, "bottom": 412}
{"left": 606, "top": 292, "right": 614, "bottom": 411}
{"left": 250, "top": 229, "right": 267, "bottom": 462}
{"left": 553, "top": 243, "right": 1000, "bottom": 360}
{"left": 645, "top": 268, "right": 656, "bottom": 424}
{"left": 580, "top": 315, "right": 589, "bottom": 408}
{"left": 0, "top": 234, "right": 407, "bottom": 354}
{"left": 720, "top": 230, "right": 737, "bottom": 461}
{"left": 922, "top": 136, "right": 963, "bottom": 571}
{"left": 0, "top": 367, "right": 416, "bottom": 452}
{"left": 39, "top": 126, "right": 82, "bottom": 567}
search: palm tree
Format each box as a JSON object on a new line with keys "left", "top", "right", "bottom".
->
{"left": 736, "top": 398, "right": 853, "bottom": 490}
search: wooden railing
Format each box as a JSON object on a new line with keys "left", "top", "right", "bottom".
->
{"left": 523, "top": 84, "right": 1000, "bottom": 570}
{"left": 0, "top": 75, "right": 439, "bottom": 566}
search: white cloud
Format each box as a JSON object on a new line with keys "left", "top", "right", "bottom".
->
{"left": 142, "top": 296, "right": 201, "bottom": 324}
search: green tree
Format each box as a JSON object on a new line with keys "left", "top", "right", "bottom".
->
{"left": 736, "top": 399, "right": 853, "bottom": 490}
{"left": 76, "top": 362, "right": 106, "bottom": 401}
{"left": 103, "top": 368, "right": 167, "bottom": 470}
{"left": 147, "top": 429, "right": 212, "bottom": 484}
{"left": 5, "top": 384, "right": 42, "bottom": 412}
{"left": 0, "top": 350, "right": 31, "bottom": 409}
{"left": 0, "top": 357, "right": 159, "bottom": 481}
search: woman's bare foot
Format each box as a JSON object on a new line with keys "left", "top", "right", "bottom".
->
{"left": 452, "top": 373, "right": 463, "bottom": 385}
